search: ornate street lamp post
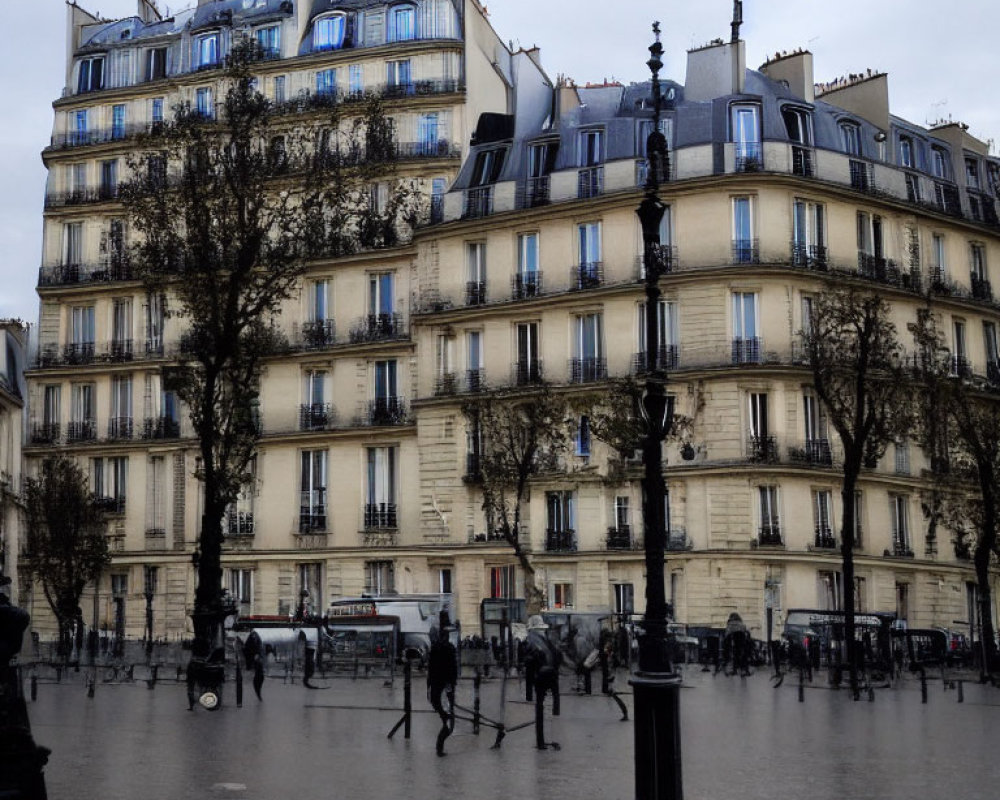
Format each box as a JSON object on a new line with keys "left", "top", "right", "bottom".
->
{"left": 631, "top": 22, "right": 683, "bottom": 800}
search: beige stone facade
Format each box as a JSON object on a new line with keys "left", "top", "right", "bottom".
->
{"left": 22, "top": 3, "right": 1000, "bottom": 644}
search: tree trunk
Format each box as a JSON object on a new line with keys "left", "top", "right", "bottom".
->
{"left": 840, "top": 460, "right": 860, "bottom": 696}
{"left": 975, "top": 469, "right": 998, "bottom": 678}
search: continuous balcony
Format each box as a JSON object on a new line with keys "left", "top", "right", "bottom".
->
{"left": 849, "top": 160, "right": 875, "bottom": 194}
{"left": 971, "top": 274, "right": 993, "bottom": 301}
{"left": 348, "top": 313, "right": 405, "bottom": 344}
{"left": 44, "top": 185, "right": 121, "bottom": 209}
{"left": 789, "top": 438, "right": 833, "bottom": 467}
{"left": 106, "top": 340, "right": 133, "bottom": 362}
{"left": 569, "top": 357, "right": 607, "bottom": 384}
{"left": 545, "top": 529, "right": 576, "bottom": 552}
{"left": 30, "top": 423, "right": 61, "bottom": 445}
{"left": 790, "top": 242, "right": 828, "bottom": 270}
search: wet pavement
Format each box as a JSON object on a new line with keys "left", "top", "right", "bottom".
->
{"left": 24, "top": 665, "right": 1000, "bottom": 800}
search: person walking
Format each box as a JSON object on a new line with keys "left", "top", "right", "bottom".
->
{"left": 427, "top": 612, "right": 458, "bottom": 756}
{"left": 523, "top": 615, "right": 562, "bottom": 749}
{"left": 724, "top": 612, "right": 751, "bottom": 676}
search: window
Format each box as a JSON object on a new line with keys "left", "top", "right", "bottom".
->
{"left": 899, "top": 135, "right": 914, "bottom": 169}
{"left": 490, "top": 565, "right": 515, "bottom": 599}
{"left": 550, "top": 583, "right": 574, "bottom": 610}
{"left": 839, "top": 121, "right": 861, "bottom": 156}
{"left": 348, "top": 65, "right": 363, "bottom": 96}
{"left": 573, "top": 313, "right": 604, "bottom": 382}
{"left": 63, "top": 222, "right": 83, "bottom": 267}
{"left": 70, "top": 383, "right": 95, "bottom": 440}
{"left": 732, "top": 196, "right": 756, "bottom": 262}
{"left": 579, "top": 129, "right": 604, "bottom": 166}
{"left": 965, "top": 157, "right": 980, "bottom": 190}
{"left": 196, "top": 33, "right": 220, "bottom": 69}
{"left": 308, "top": 279, "right": 330, "bottom": 324}
{"left": 146, "top": 456, "right": 166, "bottom": 535}
{"left": 111, "top": 573, "right": 128, "bottom": 598}
{"left": 416, "top": 113, "right": 439, "bottom": 155}
{"left": 514, "top": 233, "right": 540, "bottom": 298}
{"left": 92, "top": 456, "right": 128, "bottom": 510}
{"left": 386, "top": 60, "right": 412, "bottom": 93}
{"left": 316, "top": 68, "right": 337, "bottom": 97}
{"left": 301, "top": 369, "right": 327, "bottom": 427}
{"left": 731, "top": 104, "right": 761, "bottom": 169}
{"left": 856, "top": 212, "right": 884, "bottom": 266}
{"left": 614, "top": 496, "right": 630, "bottom": 532}
{"left": 546, "top": 491, "right": 575, "bottom": 544}
{"left": 984, "top": 322, "right": 999, "bottom": 378}
{"left": 365, "top": 561, "right": 395, "bottom": 595}
{"left": 437, "top": 568, "right": 452, "bottom": 594}
{"left": 111, "top": 104, "right": 126, "bottom": 140}
{"left": 195, "top": 87, "right": 213, "bottom": 119}
{"left": 110, "top": 375, "right": 133, "bottom": 438}
{"left": 111, "top": 297, "right": 132, "bottom": 354}
{"left": 894, "top": 441, "right": 910, "bottom": 475}
{"left": 71, "top": 304, "right": 95, "bottom": 347}
{"left": 932, "top": 147, "right": 949, "bottom": 179}
{"left": 435, "top": 334, "right": 454, "bottom": 385}
{"left": 803, "top": 391, "right": 829, "bottom": 454}
{"left": 300, "top": 450, "right": 327, "bottom": 532}
{"left": 387, "top": 4, "right": 416, "bottom": 42}
{"left": 41, "top": 385, "right": 61, "bottom": 431}
{"left": 813, "top": 490, "right": 834, "bottom": 546}
{"left": 818, "top": 571, "right": 843, "bottom": 611}
{"left": 100, "top": 159, "right": 118, "bottom": 199}
{"left": 747, "top": 392, "right": 772, "bottom": 461}
{"left": 228, "top": 569, "right": 254, "bottom": 608}
{"left": 465, "top": 242, "right": 486, "bottom": 304}
{"left": 255, "top": 25, "right": 280, "bottom": 58}
{"left": 792, "top": 199, "right": 826, "bottom": 266}
{"left": 781, "top": 106, "right": 812, "bottom": 145}
{"left": 145, "top": 48, "right": 167, "bottom": 82}
{"left": 952, "top": 319, "right": 969, "bottom": 376}
{"left": 78, "top": 56, "right": 105, "bottom": 93}
{"left": 758, "top": 485, "right": 780, "bottom": 543}
{"left": 466, "top": 330, "right": 483, "bottom": 386}
{"left": 314, "top": 13, "right": 347, "bottom": 51}
{"left": 515, "top": 322, "right": 540, "bottom": 383}
{"left": 577, "top": 222, "right": 602, "bottom": 287}
{"left": 471, "top": 147, "right": 506, "bottom": 186}
{"left": 151, "top": 98, "right": 164, "bottom": 125}
{"left": 144, "top": 293, "right": 164, "bottom": 354}
{"left": 369, "top": 272, "right": 394, "bottom": 316}
{"left": 297, "top": 563, "right": 323, "bottom": 616}
{"left": 732, "top": 291, "right": 759, "bottom": 363}
{"left": 528, "top": 141, "right": 558, "bottom": 179}
{"left": 895, "top": 582, "right": 909, "bottom": 623}
{"left": 932, "top": 234, "right": 946, "bottom": 278}
{"left": 970, "top": 244, "right": 988, "bottom": 294}
{"left": 637, "top": 299, "right": 678, "bottom": 369}
{"left": 366, "top": 446, "right": 397, "bottom": 527}
{"left": 613, "top": 583, "right": 634, "bottom": 615}
{"left": 575, "top": 415, "right": 591, "bottom": 457}
{"left": 889, "top": 494, "right": 910, "bottom": 555}
{"left": 852, "top": 491, "right": 864, "bottom": 548}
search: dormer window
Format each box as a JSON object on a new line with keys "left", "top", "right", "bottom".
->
{"left": 387, "top": 4, "right": 416, "bottom": 42}
{"left": 932, "top": 147, "right": 949, "bottom": 179}
{"left": 145, "top": 47, "right": 167, "bottom": 82}
{"left": 579, "top": 129, "right": 604, "bottom": 167}
{"left": 313, "top": 14, "right": 347, "bottom": 51}
{"left": 77, "top": 56, "right": 105, "bottom": 93}
{"left": 471, "top": 147, "right": 506, "bottom": 186}
{"left": 839, "top": 121, "right": 861, "bottom": 156}
{"left": 197, "top": 32, "right": 220, "bottom": 69}
{"left": 781, "top": 106, "right": 812, "bottom": 146}
{"left": 732, "top": 104, "right": 762, "bottom": 171}
{"left": 988, "top": 163, "right": 1000, "bottom": 197}
{"left": 254, "top": 25, "right": 280, "bottom": 59}
{"left": 965, "top": 157, "right": 980, "bottom": 190}
{"left": 899, "top": 135, "right": 914, "bottom": 169}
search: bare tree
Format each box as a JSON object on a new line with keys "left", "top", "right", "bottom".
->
{"left": 463, "top": 386, "right": 573, "bottom": 615}
{"left": 805, "top": 284, "right": 915, "bottom": 694}
{"left": 21, "top": 455, "right": 110, "bottom": 661}
{"left": 121, "top": 42, "right": 415, "bottom": 666}
{"left": 911, "top": 309, "right": 999, "bottom": 678}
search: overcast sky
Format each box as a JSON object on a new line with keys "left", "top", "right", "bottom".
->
{"left": 1, "top": 0, "right": 997, "bottom": 323}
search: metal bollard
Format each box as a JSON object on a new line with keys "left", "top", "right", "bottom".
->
{"left": 403, "top": 660, "right": 412, "bottom": 739}
{"left": 920, "top": 671, "right": 928, "bottom": 704}
{"left": 235, "top": 662, "right": 243, "bottom": 708}
{"left": 87, "top": 673, "right": 95, "bottom": 699}
{"left": 473, "top": 670, "right": 481, "bottom": 735}
{"left": 147, "top": 665, "right": 158, "bottom": 690}
{"left": 957, "top": 680, "right": 964, "bottom": 703}
{"left": 30, "top": 674, "right": 38, "bottom": 701}
{"left": 798, "top": 668, "right": 805, "bottom": 703}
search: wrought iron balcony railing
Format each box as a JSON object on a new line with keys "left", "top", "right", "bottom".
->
{"left": 971, "top": 274, "right": 993, "bottom": 301}
{"left": 30, "top": 422, "right": 61, "bottom": 445}
{"left": 814, "top": 527, "right": 837, "bottom": 549}
{"left": 299, "top": 403, "right": 334, "bottom": 431}
{"left": 797, "top": 438, "right": 833, "bottom": 466}
{"left": 731, "top": 337, "right": 762, "bottom": 365}
{"left": 791, "top": 145, "right": 814, "bottom": 177}
{"left": 92, "top": 495, "right": 125, "bottom": 514}
{"left": 758, "top": 524, "right": 783, "bottom": 546}
{"left": 790, "top": 242, "right": 828, "bottom": 269}
{"left": 890, "top": 540, "right": 914, "bottom": 558}
{"left": 142, "top": 416, "right": 180, "bottom": 439}
{"left": 735, "top": 142, "right": 763, "bottom": 173}
{"left": 572, "top": 261, "right": 603, "bottom": 290}
{"left": 516, "top": 176, "right": 551, "bottom": 209}
{"left": 747, "top": 435, "right": 779, "bottom": 463}
{"left": 511, "top": 272, "right": 542, "bottom": 300}
{"left": 67, "top": 419, "right": 97, "bottom": 442}
{"left": 950, "top": 355, "right": 972, "bottom": 378}
{"left": 635, "top": 244, "right": 677, "bottom": 278}
{"left": 348, "top": 313, "right": 405, "bottom": 343}
{"left": 545, "top": 529, "right": 577, "bottom": 552}
{"left": 732, "top": 238, "right": 760, "bottom": 264}
{"left": 62, "top": 343, "right": 97, "bottom": 365}
{"left": 107, "top": 339, "right": 133, "bottom": 362}
{"left": 300, "top": 319, "right": 336, "bottom": 349}
{"left": 577, "top": 166, "right": 604, "bottom": 199}
{"left": 606, "top": 525, "right": 633, "bottom": 550}
{"left": 299, "top": 509, "right": 327, "bottom": 533}
{"left": 849, "top": 159, "right": 875, "bottom": 193}
{"left": 512, "top": 360, "right": 543, "bottom": 386}
{"left": 569, "top": 357, "right": 607, "bottom": 383}
{"left": 466, "top": 369, "right": 486, "bottom": 393}
{"left": 632, "top": 345, "right": 679, "bottom": 373}
{"left": 366, "top": 396, "right": 407, "bottom": 426}
{"left": 44, "top": 185, "right": 121, "bottom": 208}
{"left": 107, "top": 417, "right": 134, "bottom": 441}
{"left": 463, "top": 186, "right": 493, "bottom": 219}
{"left": 465, "top": 281, "right": 486, "bottom": 306}
{"left": 463, "top": 452, "right": 482, "bottom": 482}
{"left": 435, "top": 373, "right": 458, "bottom": 396}
{"left": 364, "top": 502, "right": 397, "bottom": 529}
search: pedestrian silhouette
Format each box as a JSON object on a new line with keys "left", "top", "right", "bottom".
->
{"left": 523, "top": 615, "right": 562, "bottom": 750}
{"left": 427, "top": 612, "right": 457, "bottom": 756}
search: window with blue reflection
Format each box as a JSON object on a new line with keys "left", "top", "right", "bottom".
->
{"left": 388, "top": 5, "right": 416, "bottom": 42}
{"left": 314, "top": 14, "right": 346, "bottom": 51}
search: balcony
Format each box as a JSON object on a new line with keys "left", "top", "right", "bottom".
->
{"left": 300, "top": 319, "right": 336, "bottom": 349}
{"left": 67, "top": 420, "right": 97, "bottom": 442}
{"left": 950, "top": 355, "right": 972, "bottom": 379}
{"left": 790, "top": 242, "right": 828, "bottom": 270}
{"left": 606, "top": 525, "right": 633, "bottom": 550}
{"left": 44, "top": 185, "right": 121, "bottom": 209}
{"left": 463, "top": 186, "right": 493, "bottom": 219}
{"left": 572, "top": 261, "right": 603, "bottom": 290}
{"left": 731, "top": 337, "right": 762, "bottom": 365}
{"left": 791, "top": 145, "right": 814, "bottom": 177}
{"left": 569, "top": 357, "right": 607, "bottom": 384}
{"left": 227, "top": 512, "right": 255, "bottom": 536}
{"left": 434, "top": 373, "right": 458, "bottom": 396}
{"left": 735, "top": 143, "right": 763, "bottom": 173}
{"left": 465, "top": 281, "right": 486, "bottom": 306}
{"left": 517, "top": 176, "right": 551, "bottom": 209}
{"left": 107, "top": 417, "right": 134, "bottom": 441}
{"left": 141, "top": 416, "right": 180, "bottom": 439}
{"left": 732, "top": 238, "right": 759, "bottom": 264}
{"left": 512, "top": 360, "right": 543, "bottom": 386}
{"left": 299, "top": 509, "right": 327, "bottom": 533}
{"left": 463, "top": 452, "right": 482, "bottom": 483}
{"left": 511, "top": 272, "right": 542, "bottom": 300}
{"left": 465, "top": 369, "right": 486, "bottom": 393}
{"left": 889, "top": 540, "right": 914, "bottom": 558}
{"left": 394, "top": 140, "right": 461, "bottom": 160}
{"left": 107, "top": 339, "right": 133, "bottom": 362}
{"left": 849, "top": 160, "right": 875, "bottom": 194}
{"left": 30, "top": 423, "right": 61, "bottom": 445}
{"left": 299, "top": 403, "right": 335, "bottom": 431}
{"left": 814, "top": 528, "right": 837, "bottom": 549}
{"left": 971, "top": 274, "right": 993, "bottom": 301}
{"left": 747, "top": 435, "right": 779, "bottom": 464}
{"left": 92, "top": 495, "right": 125, "bottom": 515}
{"left": 145, "top": 338, "right": 165, "bottom": 358}
{"left": 366, "top": 396, "right": 407, "bottom": 426}
{"left": 62, "top": 343, "right": 96, "bottom": 366}
{"left": 632, "top": 345, "right": 679, "bottom": 373}
{"left": 577, "top": 166, "right": 604, "bottom": 199}
{"left": 48, "top": 122, "right": 161, "bottom": 150}
{"left": 789, "top": 438, "right": 833, "bottom": 466}
{"left": 364, "top": 502, "right": 397, "bottom": 529}
{"left": 348, "top": 313, "right": 405, "bottom": 343}
{"left": 545, "top": 529, "right": 576, "bottom": 552}
{"left": 758, "top": 524, "right": 783, "bottom": 546}
{"left": 636, "top": 245, "right": 677, "bottom": 279}
{"left": 666, "top": 527, "right": 689, "bottom": 551}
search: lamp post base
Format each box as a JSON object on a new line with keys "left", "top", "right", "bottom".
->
{"left": 630, "top": 671, "right": 683, "bottom": 800}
